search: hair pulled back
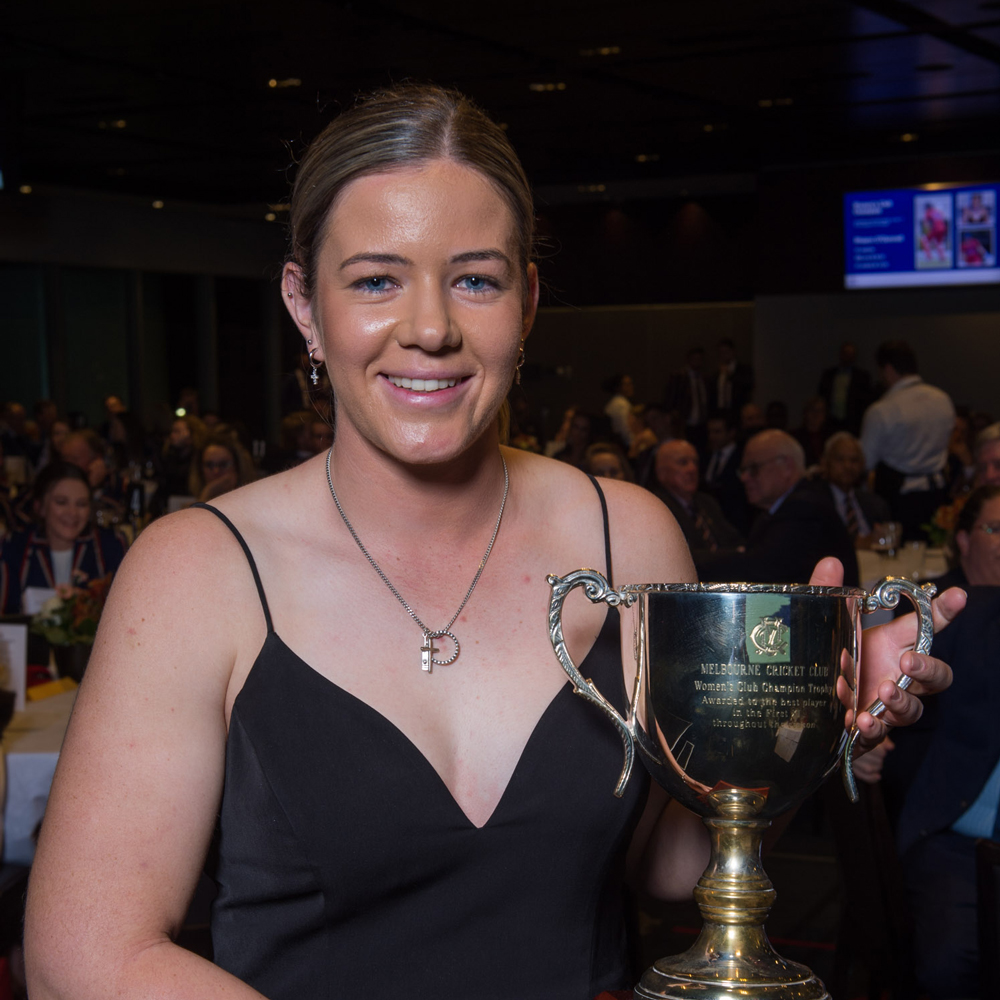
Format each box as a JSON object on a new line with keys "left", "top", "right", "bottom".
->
{"left": 287, "top": 84, "right": 535, "bottom": 299}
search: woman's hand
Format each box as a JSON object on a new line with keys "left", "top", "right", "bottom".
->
{"left": 808, "top": 557, "right": 964, "bottom": 750}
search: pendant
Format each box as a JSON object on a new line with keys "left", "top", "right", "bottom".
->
{"left": 420, "top": 629, "right": 460, "bottom": 673}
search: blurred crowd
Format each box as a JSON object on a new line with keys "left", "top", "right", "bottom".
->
{"left": 3, "top": 336, "right": 997, "bottom": 616}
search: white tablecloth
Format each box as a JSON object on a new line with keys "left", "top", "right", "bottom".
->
{"left": 2, "top": 689, "right": 76, "bottom": 865}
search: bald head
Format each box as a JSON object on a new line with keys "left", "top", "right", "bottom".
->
{"left": 655, "top": 439, "right": 700, "bottom": 503}
{"left": 739, "top": 430, "right": 805, "bottom": 509}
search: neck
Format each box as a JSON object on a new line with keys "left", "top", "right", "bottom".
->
{"left": 325, "top": 426, "right": 509, "bottom": 541}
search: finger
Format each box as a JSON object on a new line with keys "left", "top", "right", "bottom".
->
{"left": 928, "top": 586, "right": 966, "bottom": 632}
{"left": 899, "top": 650, "right": 953, "bottom": 696}
{"left": 873, "top": 678, "right": 925, "bottom": 727}
{"left": 808, "top": 557, "right": 844, "bottom": 588}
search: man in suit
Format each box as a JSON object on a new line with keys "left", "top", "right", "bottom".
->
{"left": 652, "top": 440, "right": 742, "bottom": 555}
{"left": 814, "top": 432, "right": 891, "bottom": 547}
{"left": 817, "top": 341, "right": 872, "bottom": 436}
{"left": 696, "top": 429, "right": 859, "bottom": 585}
{"left": 664, "top": 347, "right": 711, "bottom": 455}
{"left": 703, "top": 412, "right": 750, "bottom": 535}
{"left": 713, "top": 338, "right": 754, "bottom": 421}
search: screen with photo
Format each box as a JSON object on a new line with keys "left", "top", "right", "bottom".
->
{"left": 843, "top": 183, "right": 999, "bottom": 289}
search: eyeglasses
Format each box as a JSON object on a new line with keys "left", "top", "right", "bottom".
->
{"left": 738, "top": 455, "right": 785, "bottom": 478}
{"left": 976, "top": 522, "right": 1000, "bottom": 536}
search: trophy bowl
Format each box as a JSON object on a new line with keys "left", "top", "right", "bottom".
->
{"left": 546, "top": 572, "right": 935, "bottom": 1000}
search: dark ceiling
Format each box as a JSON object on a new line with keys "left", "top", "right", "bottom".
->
{"left": 4, "top": 0, "right": 1000, "bottom": 211}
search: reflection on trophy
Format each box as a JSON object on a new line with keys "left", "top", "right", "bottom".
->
{"left": 547, "top": 572, "right": 935, "bottom": 1000}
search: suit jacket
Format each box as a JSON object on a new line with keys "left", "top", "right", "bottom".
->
{"left": 818, "top": 365, "right": 872, "bottom": 435}
{"left": 695, "top": 480, "right": 859, "bottom": 586}
{"left": 809, "top": 480, "right": 891, "bottom": 535}
{"left": 883, "top": 571, "right": 1000, "bottom": 857}
{"left": 713, "top": 362, "right": 754, "bottom": 416}
{"left": 703, "top": 443, "right": 751, "bottom": 534}
{"left": 664, "top": 368, "right": 711, "bottom": 426}
{"left": 657, "top": 490, "right": 743, "bottom": 554}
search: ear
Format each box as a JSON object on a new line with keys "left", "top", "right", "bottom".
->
{"left": 282, "top": 263, "right": 322, "bottom": 359}
{"left": 521, "top": 262, "right": 540, "bottom": 342}
{"left": 955, "top": 529, "right": 970, "bottom": 562}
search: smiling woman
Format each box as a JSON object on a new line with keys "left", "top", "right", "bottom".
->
{"left": 0, "top": 461, "right": 127, "bottom": 615}
{"left": 23, "top": 85, "right": 964, "bottom": 1000}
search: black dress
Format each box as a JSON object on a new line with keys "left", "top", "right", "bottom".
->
{"left": 196, "top": 483, "right": 649, "bottom": 1000}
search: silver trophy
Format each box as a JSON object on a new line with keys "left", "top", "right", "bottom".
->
{"left": 547, "top": 572, "right": 935, "bottom": 1000}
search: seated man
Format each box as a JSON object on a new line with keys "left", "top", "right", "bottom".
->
{"left": 652, "top": 440, "right": 741, "bottom": 555}
{"left": 703, "top": 412, "right": 749, "bottom": 534}
{"left": 812, "top": 431, "right": 891, "bottom": 548}
{"left": 696, "top": 429, "right": 859, "bottom": 585}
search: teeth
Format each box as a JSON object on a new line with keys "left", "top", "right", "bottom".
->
{"left": 389, "top": 376, "right": 457, "bottom": 392}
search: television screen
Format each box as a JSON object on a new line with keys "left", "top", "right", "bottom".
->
{"left": 843, "top": 184, "right": 999, "bottom": 289}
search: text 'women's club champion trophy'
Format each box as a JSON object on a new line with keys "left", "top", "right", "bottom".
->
{"left": 547, "top": 572, "right": 935, "bottom": 1000}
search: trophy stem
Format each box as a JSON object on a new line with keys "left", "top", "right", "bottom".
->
{"left": 635, "top": 789, "right": 830, "bottom": 1000}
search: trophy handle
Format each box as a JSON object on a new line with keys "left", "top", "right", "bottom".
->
{"left": 844, "top": 576, "right": 938, "bottom": 803}
{"left": 547, "top": 569, "right": 636, "bottom": 797}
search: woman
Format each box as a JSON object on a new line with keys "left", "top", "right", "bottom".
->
{"left": 0, "top": 462, "right": 127, "bottom": 615}
{"left": 187, "top": 430, "right": 255, "bottom": 502}
{"left": 25, "top": 86, "right": 962, "bottom": 1000}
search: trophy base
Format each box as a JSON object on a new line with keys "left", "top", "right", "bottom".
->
{"left": 634, "top": 929, "right": 830, "bottom": 999}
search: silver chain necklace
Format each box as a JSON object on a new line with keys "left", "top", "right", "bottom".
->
{"left": 325, "top": 448, "right": 509, "bottom": 673}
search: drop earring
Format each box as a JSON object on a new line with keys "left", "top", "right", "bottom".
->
{"left": 309, "top": 348, "right": 322, "bottom": 387}
{"left": 514, "top": 339, "right": 526, "bottom": 385}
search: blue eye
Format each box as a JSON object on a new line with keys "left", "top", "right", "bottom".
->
{"left": 458, "top": 274, "right": 497, "bottom": 293}
{"left": 360, "top": 276, "right": 390, "bottom": 292}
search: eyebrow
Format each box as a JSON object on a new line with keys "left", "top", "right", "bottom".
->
{"left": 338, "top": 248, "right": 513, "bottom": 272}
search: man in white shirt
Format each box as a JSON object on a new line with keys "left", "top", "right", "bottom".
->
{"left": 860, "top": 340, "right": 954, "bottom": 542}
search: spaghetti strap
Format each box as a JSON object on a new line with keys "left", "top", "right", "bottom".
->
{"left": 585, "top": 475, "right": 613, "bottom": 585}
{"left": 191, "top": 503, "right": 274, "bottom": 633}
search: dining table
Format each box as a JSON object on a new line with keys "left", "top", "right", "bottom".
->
{"left": 2, "top": 687, "right": 76, "bottom": 866}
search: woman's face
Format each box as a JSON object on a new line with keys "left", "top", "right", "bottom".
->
{"left": 39, "top": 478, "right": 90, "bottom": 547}
{"left": 589, "top": 451, "right": 626, "bottom": 481}
{"left": 169, "top": 419, "right": 192, "bottom": 450}
{"left": 957, "top": 495, "right": 1000, "bottom": 586}
{"left": 50, "top": 420, "right": 70, "bottom": 452}
{"left": 201, "top": 444, "right": 235, "bottom": 484}
{"left": 285, "top": 159, "right": 538, "bottom": 466}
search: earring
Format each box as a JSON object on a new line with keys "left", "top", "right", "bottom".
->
{"left": 515, "top": 339, "right": 526, "bottom": 386}
{"left": 287, "top": 291, "right": 293, "bottom": 298}
{"left": 309, "top": 348, "right": 322, "bottom": 387}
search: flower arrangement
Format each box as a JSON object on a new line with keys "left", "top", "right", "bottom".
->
{"left": 30, "top": 574, "right": 112, "bottom": 647}
{"left": 922, "top": 493, "right": 968, "bottom": 549}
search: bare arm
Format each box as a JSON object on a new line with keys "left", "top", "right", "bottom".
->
{"left": 25, "top": 513, "right": 269, "bottom": 999}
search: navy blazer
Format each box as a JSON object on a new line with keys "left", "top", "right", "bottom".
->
{"left": 885, "top": 570, "right": 1000, "bottom": 857}
{"left": 695, "top": 480, "right": 859, "bottom": 586}
{"left": 0, "top": 526, "right": 127, "bottom": 615}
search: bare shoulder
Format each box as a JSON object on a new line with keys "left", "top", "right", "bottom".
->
{"left": 506, "top": 450, "right": 695, "bottom": 585}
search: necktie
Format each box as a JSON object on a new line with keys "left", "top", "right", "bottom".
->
{"left": 706, "top": 452, "right": 720, "bottom": 484}
{"left": 844, "top": 492, "right": 859, "bottom": 538}
{"left": 692, "top": 505, "right": 718, "bottom": 552}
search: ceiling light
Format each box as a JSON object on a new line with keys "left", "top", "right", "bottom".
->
{"left": 268, "top": 77, "right": 301, "bottom": 89}
{"left": 580, "top": 45, "right": 621, "bottom": 56}
{"left": 529, "top": 82, "right": 566, "bottom": 92}
{"left": 900, "top": 132, "right": 919, "bottom": 142}
{"left": 19, "top": 184, "right": 32, "bottom": 194}
{"left": 703, "top": 124, "right": 714, "bottom": 133}
{"left": 267, "top": 203, "right": 290, "bottom": 212}
{"left": 774, "top": 97, "right": 793, "bottom": 106}
{"left": 113, "top": 119, "right": 127, "bottom": 128}
{"left": 758, "top": 99, "right": 773, "bottom": 108}
{"left": 264, "top": 212, "right": 277, "bottom": 222}
{"left": 152, "top": 200, "right": 164, "bottom": 209}
{"left": 635, "top": 154, "right": 660, "bottom": 163}
{"left": 577, "top": 183, "right": 606, "bottom": 194}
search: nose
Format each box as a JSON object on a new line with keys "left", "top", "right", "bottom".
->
{"left": 396, "top": 279, "right": 461, "bottom": 352}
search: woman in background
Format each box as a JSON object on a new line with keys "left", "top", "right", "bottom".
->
{"left": 0, "top": 461, "right": 127, "bottom": 615}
